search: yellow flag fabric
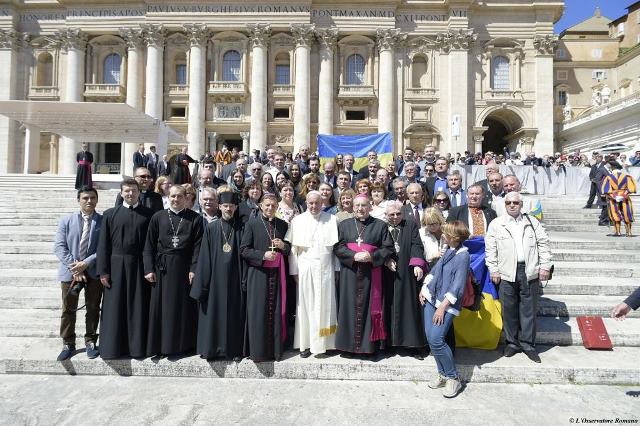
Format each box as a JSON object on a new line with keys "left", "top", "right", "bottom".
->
{"left": 454, "top": 293, "right": 503, "bottom": 350}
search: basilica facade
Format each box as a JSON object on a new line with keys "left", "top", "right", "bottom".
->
{"left": 0, "top": 0, "right": 562, "bottom": 175}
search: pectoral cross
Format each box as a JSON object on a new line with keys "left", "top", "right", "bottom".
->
{"left": 356, "top": 237, "right": 363, "bottom": 246}
{"left": 269, "top": 240, "right": 277, "bottom": 252}
{"left": 171, "top": 236, "right": 179, "bottom": 248}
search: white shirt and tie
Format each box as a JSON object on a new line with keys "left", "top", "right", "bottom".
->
{"left": 408, "top": 202, "right": 423, "bottom": 224}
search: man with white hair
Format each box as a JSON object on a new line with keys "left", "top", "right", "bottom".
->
{"left": 198, "top": 187, "right": 219, "bottom": 224}
{"left": 485, "top": 191, "right": 552, "bottom": 363}
{"left": 493, "top": 175, "right": 543, "bottom": 219}
{"left": 383, "top": 201, "right": 428, "bottom": 357}
{"left": 286, "top": 191, "right": 340, "bottom": 358}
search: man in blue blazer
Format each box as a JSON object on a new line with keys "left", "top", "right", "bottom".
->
{"left": 54, "top": 186, "right": 103, "bottom": 361}
{"left": 445, "top": 170, "right": 467, "bottom": 207}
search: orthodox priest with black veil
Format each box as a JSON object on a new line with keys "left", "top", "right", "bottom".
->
{"left": 191, "top": 190, "right": 245, "bottom": 360}
{"left": 144, "top": 185, "right": 203, "bottom": 357}
{"left": 382, "top": 200, "right": 428, "bottom": 358}
{"left": 97, "top": 179, "right": 154, "bottom": 359}
{"left": 240, "top": 194, "right": 291, "bottom": 361}
{"left": 334, "top": 194, "right": 394, "bottom": 356}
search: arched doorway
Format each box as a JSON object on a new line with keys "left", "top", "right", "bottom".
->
{"left": 481, "top": 108, "right": 524, "bottom": 154}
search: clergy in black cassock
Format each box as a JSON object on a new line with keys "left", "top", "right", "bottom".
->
{"left": 333, "top": 194, "right": 394, "bottom": 355}
{"left": 174, "top": 147, "right": 197, "bottom": 185}
{"left": 75, "top": 143, "right": 93, "bottom": 189}
{"left": 97, "top": 179, "right": 154, "bottom": 359}
{"left": 191, "top": 191, "right": 245, "bottom": 360}
{"left": 240, "top": 194, "right": 291, "bottom": 361}
{"left": 144, "top": 185, "right": 203, "bottom": 357}
{"left": 382, "top": 201, "right": 428, "bottom": 354}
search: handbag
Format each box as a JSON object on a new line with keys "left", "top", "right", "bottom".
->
{"left": 461, "top": 270, "right": 483, "bottom": 311}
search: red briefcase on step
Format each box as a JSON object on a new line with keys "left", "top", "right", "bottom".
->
{"left": 576, "top": 316, "right": 613, "bottom": 350}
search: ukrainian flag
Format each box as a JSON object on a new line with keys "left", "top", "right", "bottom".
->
{"left": 454, "top": 236, "right": 503, "bottom": 350}
{"left": 317, "top": 132, "right": 394, "bottom": 171}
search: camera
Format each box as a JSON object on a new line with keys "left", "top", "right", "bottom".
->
{"left": 67, "top": 281, "right": 85, "bottom": 297}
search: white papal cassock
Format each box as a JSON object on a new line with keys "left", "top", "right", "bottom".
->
{"left": 286, "top": 210, "right": 339, "bottom": 354}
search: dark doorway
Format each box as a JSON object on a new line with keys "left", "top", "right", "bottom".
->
{"left": 481, "top": 118, "right": 509, "bottom": 154}
{"left": 219, "top": 138, "right": 242, "bottom": 151}
{"left": 104, "top": 143, "right": 121, "bottom": 163}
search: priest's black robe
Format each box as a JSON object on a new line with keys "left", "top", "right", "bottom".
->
{"left": 174, "top": 153, "right": 197, "bottom": 184}
{"left": 75, "top": 150, "right": 93, "bottom": 189}
{"left": 190, "top": 217, "right": 245, "bottom": 359}
{"left": 240, "top": 215, "right": 291, "bottom": 361}
{"left": 97, "top": 204, "right": 154, "bottom": 359}
{"left": 144, "top": 208, "right": 203, "bottom": 356}
{"left": 334, "top": 216, "right": 394, "bottom": 354}
{"left": 383, "top": 219, "right": 428, "bottom": 349}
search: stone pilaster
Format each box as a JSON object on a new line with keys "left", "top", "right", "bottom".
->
{"left": 376, "top": 28, "right": 405, "bottom": 136}
{"left": 185, "top": 24, "right": 209, "bottom": 160}
{"left": 142, "top": 24, "right": 167, "bottom": 154}
{"left": 316, "top": 28, "right": 338, "bottom": 136}
{"left": 120, "top": 27, "right": 145, "bottom": 174}
{"left": 0, "top": 30, "right": 21, "bottom": 173}
{"left": 247, "top": 24, "right": 271, "bottom": 152}
{"left": 291, "top": 24, "right": 315, "bottom": 154}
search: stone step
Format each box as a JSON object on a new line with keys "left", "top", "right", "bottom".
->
{"left": 538, "top": 294, "right": 639, "bottom": 318}
{"left": 540, "top": 277, "right": 638, "bottom": 296}
{"left": 1, "top": 337, "right": 637, "bottom": 385}
{"left": 0, "top": 269, "right": 58, "bottom": 286}
{"left": 550, "top": 261, "right": 640, "bottom": 278}
{"left": 1, "top": 254, "right": 61, "bottom": 269}
{"left": 548, "top": 240, "right": 640, "bottom": 250}
{"left": 0, "top": 232, "right": 56, "bottom": 242}
{"left": 545, "top": 225, "right": 634, "bottom": 233}
{"left": 551, "top": 249, "right": 640, "bottom": 262}
{"left": 0, "top": 242, "right": 53, "bottom": 254}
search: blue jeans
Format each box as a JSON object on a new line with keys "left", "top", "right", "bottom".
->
{"left": 424, "top": 302, "right": 458, "bottom": 379}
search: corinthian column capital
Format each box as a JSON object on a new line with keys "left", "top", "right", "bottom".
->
{"left": 119, "top": 27, "right": 144, "bottom": 50}
{"left": 376, "top": 28, "right": 405, "bottom": 51}
{"left": 142, "top": 24, "right": 166, "bottom": 48}
{"left": 316, "top": 28, "right": 339, "bottom": 51}
{"left": 247, "top": 23, "right": 271, "bottom": 48}
{"left": 184, "top": 23, "right": 209, "bottom": 47}
{"left": 55, "top": 28, "right": 88, "bottom": 51}
{"left": 290, "top": 23, "right": 315, "bottom": 48}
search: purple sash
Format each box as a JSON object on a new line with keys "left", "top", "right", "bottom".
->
{"left": 347, "top": 242, "right": 386, "bottom": 341}
{"left": 263, "top": 252, "right": 288, "bottom": 342}
{"left": 409, "top": 257, "right": 427, "bottom": 270}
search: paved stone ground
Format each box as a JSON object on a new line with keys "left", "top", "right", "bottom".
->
{"left": 0, "top": 375, "right": 638, "bottom": 425}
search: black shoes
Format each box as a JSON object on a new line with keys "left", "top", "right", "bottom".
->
{"left": 57, "top": 344, "right": 76, "bottom": 361}
{"left": 300, "top": 349, "right": 311, "bottom": 358}
{"left": 524, "top": 350, "right": 541, "bottom": 363}
{"left": 85, "top": 342, "right": 100, "bottom": 359}
{"left": 503, "top": 346, "right": 520, "bottom": 357}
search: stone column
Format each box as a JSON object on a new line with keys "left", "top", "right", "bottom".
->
{"left": 185, "top": 24, "right": 209, "bottom": 160}
{"left": 291, "top": 24, "right": 315, "bottom": 154}
{"left": 240, "top": 131, "right": 250, "bottom": 154}
{"left": 23, "top": 124, "right": 41, "bottom": 174}
{"left": 316, "top": 28, "right": 338, "bottom": 136}
{"left": 207, "top": 132, "right": 219, "bottom": 153}
{"left": 533, "top": 35, "right": 558, "bottom": 155}
{"left": 0, "top": 30, "right": 21, "bottom": 174}
{"left": 120, "top": 27, "right": 144, "bottom": 175}
{"left": 143, "top": 24, "right": 166, "bottom": 154}
{"left": 58, "top": 28, "right": 87, "bottom": 175}
{"left": 247, "top": 24, "right": 271, "bottom": 153}
{"left": 376, "top": 29, "right": 403, "bottom": 136}
{"left": 49, "top": 134, "right": 59, "bottom": 174}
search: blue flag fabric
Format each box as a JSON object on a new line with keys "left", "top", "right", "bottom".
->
{"left": 463, "top": 236, "right": 498, "bottom": 299}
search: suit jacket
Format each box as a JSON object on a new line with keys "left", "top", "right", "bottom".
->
{"left": 625, "top": 286, "right": 640, "bottom": 310}
{"left": 133, "top": 151, "right": 147, "bottom": 172}
{"left": 446, "top": 188, "right": 467, "bottom": 207}
{"left": 423, "top": 175, "right": 448, "bottom": 201}
{"left": 115, "top": 191, "right": 164, "bottom": 213}
{"left": 446, "top": 204, "right": 497, "bottom": 231}
{"left": 146, "top": 152, "right": 160, "bottom": 178}
{"left": 54, "top": 211, "right": 103, "bottom": 281}
{"left": 401, "top": 201, "right": 428, "bottom": 225}
{"left": 319, "top": 173, "right": 337, "bottom": 188}
{"left": 158, "top": 160, "right": 170, "bottom": 177}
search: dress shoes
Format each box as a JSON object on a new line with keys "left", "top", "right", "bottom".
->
{"left": 300, "top": 349, "right": 311, "bottom": 358}
{"left": 85, "top": 342, "right": 100, "bottom": 359}
{"left": 503, "top": 346, "right": 520, "bottom": 357}
{"left": 524, "top": 350, "right": 541, "bottom": 363}
{"left": 57, "top": 344, "right": 76, "bottom": 361}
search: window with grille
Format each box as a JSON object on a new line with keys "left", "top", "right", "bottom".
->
{"left": 346, "top": 54, "right": 365, "bottom": 85}
{"left": 491, "top": 56, "right": 510, "bottom": 90}
{"left": 223, "top": 50, "right": 241, "bottom": 81}
{"left": 275, "top": 65, "right": 290, "bottom": 84}
{"left": 558, "top": 91, "right": 567, "bottom": 105}
{"left": 103, "top": 53, "right": 121, "bottom": 84}
{"left": 175, "top": 64, "right": 187, "bottom": 85}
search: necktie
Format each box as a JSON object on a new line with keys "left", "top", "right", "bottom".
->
{"left": 414, "top": 205, "right": 420, "bottom": 224}
{"left": 451, "top": 192, "right": 458, "bottom": 207}
{"left": 470, "top": 207, "right": 485, "bottom": 236}
{"left": 79, "top": 215, "right": 90, "bottom": 260}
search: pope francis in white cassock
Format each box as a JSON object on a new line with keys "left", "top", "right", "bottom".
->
{"left": 285, "top": 191, "right": 340, "bottom": 357}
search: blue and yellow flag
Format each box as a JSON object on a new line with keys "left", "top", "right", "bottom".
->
{"left": 454, "top": 236, "right": 503, "bottom": 350}
{"left": 317, "top": 132, "right": 394, "bottom": 171}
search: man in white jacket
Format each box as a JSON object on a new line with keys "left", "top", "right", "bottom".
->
{"left": 485, "top": 191, "right": 552, "bottom": 363}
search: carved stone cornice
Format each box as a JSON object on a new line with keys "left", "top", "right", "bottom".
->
{"left": 0, "top": 29, "right": 19, "bottom": 49}
{"left": 183, "top": 23, "right": 209, "bottom": 47}
{"left": 119, "top": 27, "right": 144, "bottom": 50}
{"left": 436, "top": 29, "right": 477, "bottom": 52}
{"left": 247, "top": 23, "right": 271, "bottom": 49}
{"left": 316, "top": 28, "right": 339, "bottom": 51}
{"left": 142, "top": 24, "right": 166, "bottom": 48}
{"left": 376, "top": 28, "right": 405, "bottom": 51}
{"left": 533, "top": 35, "right": 557, "bottom": 55}
{"left": 54, "top": 28, "right": 88, "bottom": 51}
{"left": 290, "top": 23, "right": 315, "bottom": 48}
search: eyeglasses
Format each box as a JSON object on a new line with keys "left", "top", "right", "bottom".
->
{"left": 504, "top": 201, "right": 521, "bottom": 206}
{"left": 435, "top": 199, "right": 448, "bottom": 203}
{"left": 136, "top": 175, "right": 151, "bottom": 179}
{"left": 425, "top": 222, "right": 439, "bottom": 226}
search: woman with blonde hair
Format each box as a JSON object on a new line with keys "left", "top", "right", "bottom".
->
{"left": 181, "top": 183, "right": 197, "bottom": 210}
{"left": 295, "top": 173, "right": 320, "bottom": 207}
{"left": 420, "top": 208, "right": 447, "bottom": 268}
{"left": 336, "top": 189, "right": 356, "bottom": 223}
{"left": 155, "top": 176, "right": 172, "bottom": 208}
{"left": 432, "top": 191, "right": 451, "bottom": 219}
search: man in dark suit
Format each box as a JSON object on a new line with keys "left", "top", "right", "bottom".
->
{"left": 402, "top": 182, "right": 429, "bottom": 226}
{"left": 594, "top": 159, "right": 612, "bottom": 226}
{"left": 54, "top": 186, "right": 103, "bottom": 361}
{"left": 145, "top": 145, "right": 160, "bottom": 180}
{"left": 115, "top": 167, "right": 164, "bottom": 213}
{"left": 319, "top": 160, "right": 338, "bottom": 188}
{"left": 133, "top": 144, "right": 147, "bottom": 173}
{"left": 474, "top": 162, "right": 499, "bottom": 194}
{"left": 446, "top": 184, "right": 497, "bottom": 236}
{"left": 157, "top": 154, "right": 170, "bottom": 177}
{"left": 445, "top": 170, "right": 467, "bottom": 208}
{"left": 423, "top": 157, "right": 449, "bottom": 202}
{"left": 611, "top": 286, "right": 640, "bottom": 320}
{"left": 342, "top": 153, "right": 359, "bottom": 183}
{"left": 584, "top": 153, "right": 603, "bottom": 209}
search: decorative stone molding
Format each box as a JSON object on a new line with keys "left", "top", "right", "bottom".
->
{"left": 54, "top": 28, "right": 88, "bottom": 51}
{"left": 376, "top": 28, "right": 405, "bottom": 51}
{"left": 142, "top": 24, "right": 166, "bottom": 48}
{"left": 406, "top": 36, "right": 439, "bottom": 59}
{"left": 247, "top": 23, "right": 271, "bottom": 48}
{"left": 435, "top": 29, "right": 477, "bottom": 52}
{"left": 532, "top": 35, "right": 557, "bottom": 55}
{"left": 316, "top": 28, "right": 339, "bottom": 51}
{"left": 119, "top": 28, "right": 144, "bottom": 50}
{"left": 271, "top": 134, "right": 293, "bottom": 146}
{"left": 290, "top": 24, "right": 315, "bottom": 48}
{"left": 183, "top": 23, "right": 209, "bottom": 47}
{"left": 240, "top": 131, "right": 250, "bottom": 141}
{"left": 0, "top": 29, "right": 18, "bottom": 49}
